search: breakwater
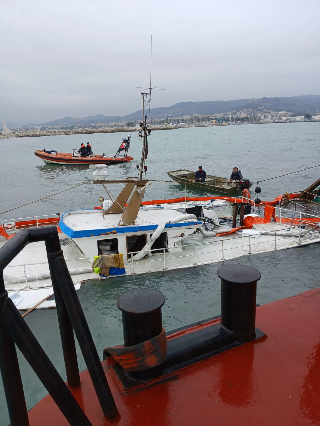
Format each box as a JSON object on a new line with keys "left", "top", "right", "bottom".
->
{"left": 0, "top": 125, "right": 178, "bottom": 139}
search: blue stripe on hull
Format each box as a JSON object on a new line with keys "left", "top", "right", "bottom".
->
{"left": 59, "top": 210, "right": 201, "bottom": 239}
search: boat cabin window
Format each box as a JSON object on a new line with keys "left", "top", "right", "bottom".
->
{"left": 97, "top": 238, "right": 119, "bottom": 255}
{"left": 151, "top": 232, "right": 168, "bottom": 253}
{"left": 127, "top": 234, "right": 147, "bottom": 259}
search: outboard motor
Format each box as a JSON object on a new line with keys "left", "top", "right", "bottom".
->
{"left": 242, "top": 179, "right": 250, "bottom": 189}
{"left": 186, "top": 205, "right": 203, "bottom": 219}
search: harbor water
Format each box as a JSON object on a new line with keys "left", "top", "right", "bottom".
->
{"left": 1, "top": 123, "right": 320, "bottom": 425}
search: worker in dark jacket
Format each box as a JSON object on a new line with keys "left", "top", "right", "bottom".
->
{"left": 86, "top": 142, "right": 93, "bottom": 156}
{"left": 230, "top": 167, "right": 243, "bottom": 181}
{"left": 195, "top": 166, "right": 206, "bottom": 182}
{"left": 79, "top": 143, "right": 87, "bottom": 157}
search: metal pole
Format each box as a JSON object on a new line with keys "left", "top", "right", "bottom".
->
{"left": 185, "top": 183, "right": 187, "bottom": 208}
{"left": 274, "top": 230, "right": 277, "bottom": 250}
{"left": 279, "top": 207, "right": 282, "bottom": 225}
{"left": 193, "top": 245, "right": 196, "bottom": 264}
{"left": 248, "top": 235, "right": 251, "bottom": 254}
{"left": 53, "top": 257, "right": 119, "bottom": 420}
{"left": 239, "top": 203, "right": 245, "bottom": 226}
{"left": 131, "top": 254, "right": 134, "bottom": 274}
{"left": 45, "top": 233, "right": 80, "bottom": 389}
{"left": 221, "top": 240, "right": 224, "bottom": 261}
{"left": 0, "top": 272, "right": 30, "bottom": 426}
{"left": 23, "top": 264, "right": 28, "bottom": 285}
{"left": 299, "top": 212, "right": 302, "bottom": 245}
{"left": 232, "top": 203, "right": 238, "bottom": 228}
{"left": 163, "top": 248, "right": 166, "bottom": 270}
{"left": 5, "top": 299, "right": 93, "bottom": 426}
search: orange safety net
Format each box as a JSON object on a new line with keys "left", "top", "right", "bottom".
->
{"left": 275, "top": 217, "right": 320, "bottom": 225}
{"left": 103, "top": 328, "right": 167, "bottom": 372}
{"left": 0, "top": 226, "right": 13, "bottom": 240}
{"left": 15, "top": 217, "right": 60, "bottom": 229}
{"left": 243, "top": 205, "right": 276, "bottom": 226}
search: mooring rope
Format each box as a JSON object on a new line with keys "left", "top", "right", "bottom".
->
{"left": 257, "top": 164, "right": 320, "bottom": 184}
{"left": 0, "top": 180, "right": 92, "bottom": 216}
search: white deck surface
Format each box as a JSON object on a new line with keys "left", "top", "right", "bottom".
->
{"left": 63, "top": 208, "right": 197, "bottom": 230}
{"left": 123, "top": 222, "right": 320, "bottom": 275}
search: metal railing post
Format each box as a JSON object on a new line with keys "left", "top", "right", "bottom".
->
{"left": 0, "top": 272, "right": 29, "bottom": 426}
{"left": 45, "top": 232, "right": 81, "bottom": 389}
{"left": 299, "top": 212, "right": 302, "bottom": 245}
{"left": 53, "top": 257, "right": 119, "bottom": 419}
{"left": 221, "top": 240, "right": 224, "bottom": 261}
{"left": 23, "top": 264, "right": 28, "bottom": 285}
{"left": 274, "top": 230, "right": 277, "bottom": 250}
{"left": 248, "top": 235, "right": 251, "bottom": 254}
{"left": 163, "top": 248, "right": 166, "bottom": 270}
{"left": 279, "top": 207, "right": 282, "bottom": 225}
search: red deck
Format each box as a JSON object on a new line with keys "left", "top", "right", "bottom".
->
{"left": 29, "top": 287, "right": 320, "bottom": 425}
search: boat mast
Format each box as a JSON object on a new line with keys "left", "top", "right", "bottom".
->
{"left": 139, "top": 36, "right": 152, "bottom": 180}
{"left": 139, "top": 92, "right": 149, "bottom": 180}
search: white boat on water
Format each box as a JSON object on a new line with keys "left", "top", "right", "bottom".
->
{"left": 2, "top": 184, "right": 320, "bottom": 295}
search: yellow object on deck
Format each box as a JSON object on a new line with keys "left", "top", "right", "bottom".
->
{"left": 92, "top": 254, "right": 124, "bottom": 276}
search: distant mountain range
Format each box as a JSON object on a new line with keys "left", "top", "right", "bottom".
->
{"left": 37, "top": 95, "right": 320, "bottom": 127}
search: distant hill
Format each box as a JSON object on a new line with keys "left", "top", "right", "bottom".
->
{"left": 244, "top": 95, "right": 320, "bottom": 113}
{"left": 37, "top": 95, "right": 320, "bottom": 127}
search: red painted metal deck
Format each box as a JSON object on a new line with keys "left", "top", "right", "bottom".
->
{"left": 29, "top": 287, "right": 320, "bottom": 425}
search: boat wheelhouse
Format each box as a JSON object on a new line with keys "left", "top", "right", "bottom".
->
{"left": 59, "top": 179, "right": 202, "bottom": 260}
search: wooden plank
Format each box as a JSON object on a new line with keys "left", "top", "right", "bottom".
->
{"left": 297, "top": 178, "right": 320, "bottom": 200}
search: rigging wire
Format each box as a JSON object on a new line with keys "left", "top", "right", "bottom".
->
{"left": 0, "top": 179, "right": 176, "bottom": 217}
{"left": 257, "top": 163, "right": 320, "bottom": 184}
{"left": 0, "top": 180, "right": 92, "bottom": 216}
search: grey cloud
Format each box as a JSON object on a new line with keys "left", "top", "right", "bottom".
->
{"left": 1, "top": 0, "right": 320, "bottom": 125}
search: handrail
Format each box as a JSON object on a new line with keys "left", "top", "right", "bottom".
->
{"left": 0, "top": 227, "right": 118, "bottom": 426}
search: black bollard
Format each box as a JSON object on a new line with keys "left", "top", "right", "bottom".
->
{"left": 217, "top": 264, "right": 261, "bottom": 342}
{"left": 117, "top": 288, "right": 165, "bottom": 380}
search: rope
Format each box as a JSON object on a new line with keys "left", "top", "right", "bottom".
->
{"left": 257, "top": 164, "right": 320, "bottom": 184}
{"left": 103, "top": 328, "right": 167, "bottom": 372}
{"left": 0, "top": 180, "right": 91, "bottom": 216}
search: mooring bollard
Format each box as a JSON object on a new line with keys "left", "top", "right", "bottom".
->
{"left": 217, "top": 264, "right": 261, "bottom": 342}
{"left": 117, "top": 288, "right": 165, "bottom": 380}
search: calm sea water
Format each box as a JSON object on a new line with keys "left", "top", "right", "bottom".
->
{"left": 1, "top": 123, "right": 320, "bottom": 424}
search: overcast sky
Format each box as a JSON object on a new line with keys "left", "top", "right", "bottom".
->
{"left": 1, "top": 0, "right": 320, "bottom": 126}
